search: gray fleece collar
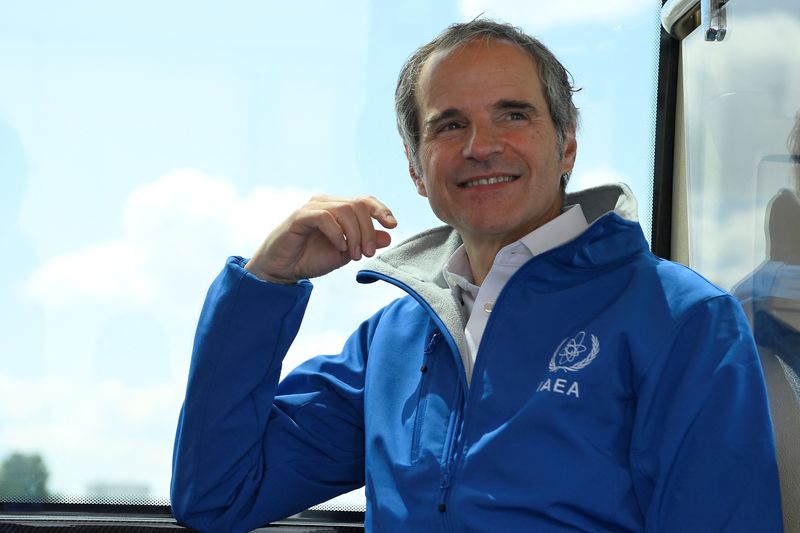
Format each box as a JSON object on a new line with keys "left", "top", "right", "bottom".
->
{"left": 356, "top": 183, "right": 640, "bottom": 371}
{"left": 364, "top": 182, "right": 639, "bottom": 286}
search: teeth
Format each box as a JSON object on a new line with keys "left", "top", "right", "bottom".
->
{"left": 463, "top": 175, "right": 516, "bottom": 188}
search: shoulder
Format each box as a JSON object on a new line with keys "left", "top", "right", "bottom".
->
{"left": 621, "top": 255, "right": 752, "bottom": 360}
{"left": 627, "top": 251, "right": 731, "bottom": 318}
{"left": 654, "top": 257, "right": 727, "bottom": 301}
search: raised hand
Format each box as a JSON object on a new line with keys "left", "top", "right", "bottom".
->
{"left": 245, "top": 195, "right": 397, "bottom": 284}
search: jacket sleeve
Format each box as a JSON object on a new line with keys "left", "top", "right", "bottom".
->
{"left": 631, "top": 294, "right": 784, "bottom": 532}
{"left": 170, "top": 257, "right": 368, "bottom": 533}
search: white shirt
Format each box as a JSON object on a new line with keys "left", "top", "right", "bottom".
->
{"left": 442, "top": 205, "right": 589, "bottom": 382}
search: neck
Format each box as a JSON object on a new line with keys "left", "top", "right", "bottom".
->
{"left": 463, "top": 239, "right": 506, "bottom": 286}
{"left": 462, "top": 202, "right": 568, "bottom": 285}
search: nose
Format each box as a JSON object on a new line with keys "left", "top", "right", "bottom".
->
{"left": 461, "top": 121, "right": 504, "bottom": 161}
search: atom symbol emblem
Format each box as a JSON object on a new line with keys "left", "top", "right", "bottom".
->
{"left": 549, "top": 331, "right": 600, "bottom": 373}
{"left": 557, "top": 332, "right": 588, "bottom": 365}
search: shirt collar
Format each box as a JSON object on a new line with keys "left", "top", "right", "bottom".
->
{"left": 443, "top": 204, "right": 589, "bottom": 291}
{"left": 517, "top": 203, "right": 588, "bottom": 258}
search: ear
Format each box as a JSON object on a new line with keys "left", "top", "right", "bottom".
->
{"left": 405, "top": 145, "right": 428, "bottom": 197}
{"left": 560, "top": 127, "right": 578, "bottom": 174}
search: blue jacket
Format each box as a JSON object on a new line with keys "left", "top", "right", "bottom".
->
{"left": 171, "top": 185, "right": 782, "bottom": 532}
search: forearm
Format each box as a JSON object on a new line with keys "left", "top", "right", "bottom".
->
{"left": 171, "top": 257, "right": 313, "bottom": 532}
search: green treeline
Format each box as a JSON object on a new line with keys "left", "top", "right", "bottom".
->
{"left": 0, "top": 452, "right": 50, "bottom": 502}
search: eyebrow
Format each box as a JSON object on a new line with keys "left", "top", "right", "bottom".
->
{"left": 423, "top": 108, "right": 461, "bottom": 131}
{"left": 494, "top": 99, "right": 539, "bottom": 115}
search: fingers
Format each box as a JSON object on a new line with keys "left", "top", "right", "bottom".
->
{"left": 375, "top": 229, "right": 392, "bottom": 250}
{"left": 306, "top": 195, "right": 397, "bottom": 260}
{"left": 329, "top": 207, "right": 367, "bottom": 261}
{"left": 362, "top": 196, "right": 398, "bottom": 230}
{"left": 304, "top": 210, "right": 348, "bottom": 254}
{"left": 248, "top": 194, "right": 397, "bottom": 283}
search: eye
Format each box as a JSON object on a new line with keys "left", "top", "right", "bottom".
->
{"left": 506, "top": 111, "right": 528, "bottom": 121}
{"left": 439, "top": 121, "right": 463, "bottom": 132}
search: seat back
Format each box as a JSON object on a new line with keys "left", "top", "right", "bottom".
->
{"left": 762, "top": 350, "right": 800, "bottom": 532}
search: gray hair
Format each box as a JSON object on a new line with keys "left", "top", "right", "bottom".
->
{"left": 395, "top": 19, "right": 580, "bottom": 188}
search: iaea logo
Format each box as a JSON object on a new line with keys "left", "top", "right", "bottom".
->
{"left": 548, "top": 331, "right": 599, "bottom": 372}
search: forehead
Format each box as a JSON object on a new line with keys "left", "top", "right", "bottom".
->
{"left": 416, "top": 38, "right": 543, "bottom": 111}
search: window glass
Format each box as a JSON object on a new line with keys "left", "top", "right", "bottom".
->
{"left": 0, "top": 0, "right": 661, "bottom": 510}
{"left": 679, "top": 0, "right": 800, "bottom": 527}
{"left": 681, "top": 0, "right": 800, "bottom": 289}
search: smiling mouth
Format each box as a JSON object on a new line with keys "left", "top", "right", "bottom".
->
{"left": 460, "top": 175, "right": 519, "bottom": 189}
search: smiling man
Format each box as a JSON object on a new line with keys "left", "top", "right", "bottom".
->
{"left": 410, "top": 37, "right": 576, "bottom": 286}
{"left": 171, "top": 20, "right": 783, "bottom": 533}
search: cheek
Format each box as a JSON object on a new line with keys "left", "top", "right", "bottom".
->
{"left": 420, "top": 140, "right": 456, "bottom": 173}
{"left": 417, "top": 152, "right": 441, "bottom": 196}
{"left": 519, "top": 142, "right": 564, "bottom": 179}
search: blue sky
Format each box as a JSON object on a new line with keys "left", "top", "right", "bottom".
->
{"left": 0, "top": 0, "right": 660, "bottom": 500}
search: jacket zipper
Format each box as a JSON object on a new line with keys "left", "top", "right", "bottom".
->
{"left": 438, "top": 387, "right": 463, "bottom": 532}
{"left": 356, "top": 271, "right": 468, "bottom": 529}
{"left": 434, "top": 266, "right": 520, "bottom": 529}
{"left": 356, "top": 271, "right": 470, "bottom": 391}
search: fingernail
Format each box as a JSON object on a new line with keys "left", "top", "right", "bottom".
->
{"left": 365, "top": 241, "right": 375, "bottom": 256}
{"left": 386, "top": 213, "right": 397, "bottom": 224}
{"left": 354, "top": 246, "right": 362, "bottom": 260}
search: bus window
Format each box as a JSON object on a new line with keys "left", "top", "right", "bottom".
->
{"left": 1, "top": 1, "right": 661, "bottom": 528}
{"left": 663, "top": 0, "right": 800, "bottom": 530}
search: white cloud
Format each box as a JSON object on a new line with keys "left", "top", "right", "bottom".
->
{"left": 28, "top": 169, "right": 313, "bottom": 308}
{"left": 569, "top": 166, "right": 630, "bottom": 192}
{"left": 0, "top": 372, "right": 184, "bottom": 498}
{"left": 458, "top": 0, "right": 654, "bottom": 33}
{"left": 28, "top": 242, "right": 151, "bottom": 306}
{"left": 689, "top": 204, "right": 768, "bottom": 292}
{"left": 16, "top": 169, "right": 408, "bottom": 497}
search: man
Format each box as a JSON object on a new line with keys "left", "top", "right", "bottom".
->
{"left": 171, "top": 20, "right": 783, "bottom": 532}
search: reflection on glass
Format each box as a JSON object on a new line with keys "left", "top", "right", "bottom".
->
{"left": 733, "top": 111, "right": 800, "bottom": 401}
{"left": 679, "top": 0, "right": 800, "bottom": 529}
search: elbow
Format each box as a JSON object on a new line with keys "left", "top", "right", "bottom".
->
{"left": 170, "top": 496, "right": 231, "bottom": 533}
{"left": 170, "top": 474, "right": 262, "bottom": 533}
{"left": 170, "top": 468, "right": 220, "bottom": 532}
{"left": 170, "top": 482, "right": 207, "bottom": 531}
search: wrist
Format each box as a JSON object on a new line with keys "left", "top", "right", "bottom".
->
{"left": 244, "top": 261, "right": 298, "bottom": 285}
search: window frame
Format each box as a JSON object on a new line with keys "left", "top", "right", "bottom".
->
{"left": 0, "top": 5, "right": 674, "bottom": 531}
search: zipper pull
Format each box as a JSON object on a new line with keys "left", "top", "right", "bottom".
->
{"left": 424, "top": 331, "right": 442, "bottom": 354}
{"left": 440, "top": 469, "right": 451, "bottom": 489}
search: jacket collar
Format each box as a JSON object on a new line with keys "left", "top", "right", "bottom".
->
{"left": 356, "top": 184, "right": 647, "bottom": 364}
{"left": 359, "top": 182, "right": 642, "bottom": 290}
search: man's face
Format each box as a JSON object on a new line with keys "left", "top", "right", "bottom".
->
{"left": 410, "top": 38, "right": 576, "bottom": 248}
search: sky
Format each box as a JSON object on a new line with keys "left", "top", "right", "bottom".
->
{"left": 679, "top": 5, "right": 800, "bottom": 290}
{"left": 0, "top": 0, "right": 662, "bottom": 502}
